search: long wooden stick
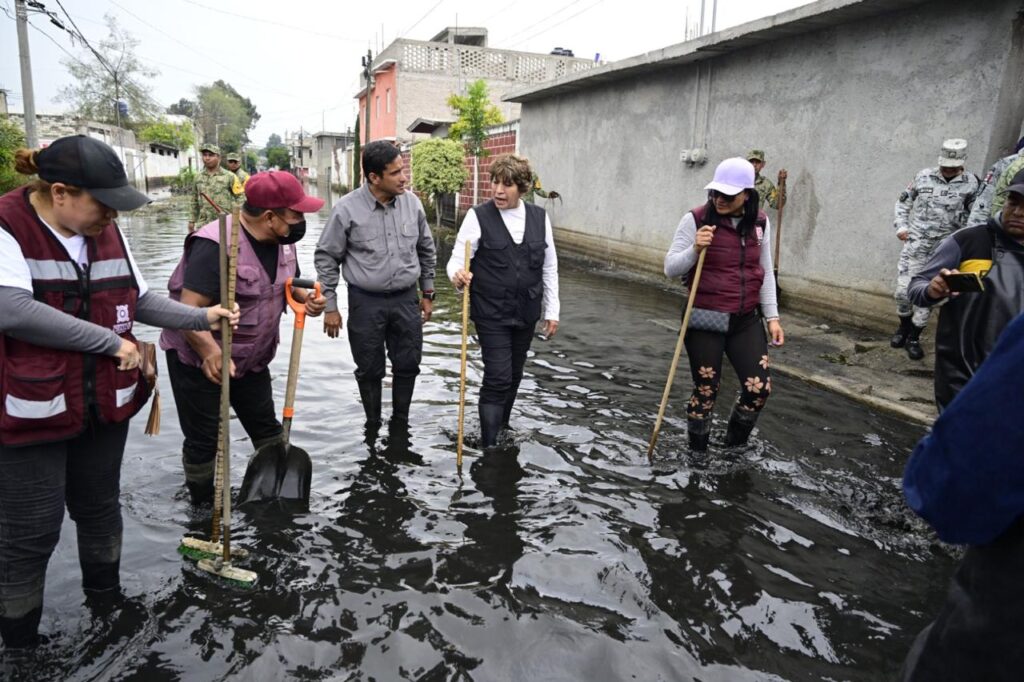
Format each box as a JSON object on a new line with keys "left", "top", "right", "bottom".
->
{"left": 456, "top": 240, "right": 472, "bottom": 470}
{"left": 648, "top": 249, "right": 708, "bottom": 459}
{"left": 774, "top": 171, "right": 787, "bottom": 279}
{"left": 221, "top": 207, "right": 241, "bottom": 563}
{"left": 211, "top": 214, "right": 229, "bottom": 543}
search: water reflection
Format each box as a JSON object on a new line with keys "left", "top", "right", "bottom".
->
{"left": 0, "top": 192, "right": 957, "bottom": 681}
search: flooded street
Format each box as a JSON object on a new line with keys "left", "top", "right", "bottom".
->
{"left": 7, "top": 194, "right": 954, "bottom": 681}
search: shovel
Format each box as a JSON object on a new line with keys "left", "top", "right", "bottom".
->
{"left": 238, "top": 277, "right": 320, "bottom": 509}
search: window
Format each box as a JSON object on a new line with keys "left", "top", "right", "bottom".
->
{"left": 376, "top": 96, "right": 380, "bottom": 118}
{"left": 386, "top": 88, "right": 391, "bottom": 114}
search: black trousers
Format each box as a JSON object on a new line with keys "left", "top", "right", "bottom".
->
{"left": 475, "top": 321, "right": 536, "bottom": 409}
{"left": 0, "top": 417, "right": 128, "bottom": 631}
{"left": 346, "top": 285, "right": 423, "bottom": 383}
{"left": 683, "top": 310, "right": 771, "bottom": 421}
{"left": 165, "top": 350, "right": 282, "bottom": 467}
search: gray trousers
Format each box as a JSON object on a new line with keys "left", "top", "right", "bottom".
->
{"left": 895, "top": 243, "right": 933, "bottom": 327}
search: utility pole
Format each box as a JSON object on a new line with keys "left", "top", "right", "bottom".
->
{"left": 361, "top": 49, "right": 373, "bottom": 146}
{"left": 14, "top": 0, "right": 38, "bottom": 148}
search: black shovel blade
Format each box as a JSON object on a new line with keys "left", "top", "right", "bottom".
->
{"left": 238, "top": 441, "right": 312, "bottom": 510}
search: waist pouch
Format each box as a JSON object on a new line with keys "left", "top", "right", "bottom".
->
{"left": 687, "top": 307, "right": 730, "bottom": 333}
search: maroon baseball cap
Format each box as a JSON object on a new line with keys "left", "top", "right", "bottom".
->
{"left": 245, "top": 171, "right": 324, "bottom": 213}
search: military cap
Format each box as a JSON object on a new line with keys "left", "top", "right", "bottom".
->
{"left": 200, "top": 142, "right": 221, "bottom": 155}
{"left": 747, "top": 149, "right": 765, "bottom": 162}
{"left": 225, "top": 153, "right": 241, "bottom": 162}
{"left": 938, "top": 139, "right": 967, "bottom": 168}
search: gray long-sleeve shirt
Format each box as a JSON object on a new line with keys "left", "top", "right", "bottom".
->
{"left": 0, "top": 287, "right": 210, "bottom": 355}
{"left": 314, "top": 184, "right": 437, "bottom": 313}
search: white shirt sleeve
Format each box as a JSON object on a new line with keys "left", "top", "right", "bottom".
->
{"left": 542, "top": 214, "right": 559, "bottom": 321}
{"left": 758, "top": 217, "right": 779, "bottom": 319}
{"left": 447, "top": 208, "right": 481, "bottom": 284}
{"left": 0, "top": 229, "right": 34, "bottom": 291}
{"left": 664, "top": 211, "right": 699, "bottom": 278}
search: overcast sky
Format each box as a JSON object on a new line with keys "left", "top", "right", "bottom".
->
{"left": 1, "top": 0, "right": 813, "bottom": 146}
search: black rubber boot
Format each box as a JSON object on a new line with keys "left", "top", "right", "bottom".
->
{"left": 182, "top": 457, "right": 214, "bottom": 507}
{"left": 687, "top": 418, "right": 711, "bottom": 453}
{"left": 357, "top": 379, "right": 383, "bottom": 427}
{"left": 479, "top": 403, "right": 505, "bottom": 448}
{"left": 905, "top": 325, "right": 925, "bottom": 361}
{"left": 0, "top": 607, "right": 43, "bottom": 650}
{"left": 890, "top": 316, "right": 914, "bottom": 348}
{"left": 81, "top": 561, "right": 120, "bottom": 595}
{"left": 391, "top": 375, "right": 416, "bottom": 425}
{"left": 724, "top": 407, "right": 759, "bottom": 447}
{"left": 502, "top": 380, "right": 522, "bottom": 430}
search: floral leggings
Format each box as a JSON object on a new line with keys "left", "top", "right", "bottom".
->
{"left": 683, "top": 310, "right": 771, "bottom": 421}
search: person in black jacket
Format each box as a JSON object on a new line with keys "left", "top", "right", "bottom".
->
{"left": 447, "top": 154, "right": 561, "bottom": 448}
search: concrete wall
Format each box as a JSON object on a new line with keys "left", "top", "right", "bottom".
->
{"left": 517, "top": 0, "right": 1024, "bottom": 330}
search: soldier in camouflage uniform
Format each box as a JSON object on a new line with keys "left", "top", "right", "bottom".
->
{"left": 892, "top": 138, "right": 980, "bottom": 360}
{"left": 225, "top": 153, "right": 250, "bottom": 186}
{"left": 747, "top": 150, "right": 786, "bottom": 211}
{"left": 966, "top": 137, "right": 1023, "bottom": 227}
{"left": 188, "top": 143, "right": 244, "bottom": 232}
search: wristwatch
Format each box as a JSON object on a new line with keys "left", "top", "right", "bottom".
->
{"left": 421, "top": 290, "right": 436, "bottom": 301}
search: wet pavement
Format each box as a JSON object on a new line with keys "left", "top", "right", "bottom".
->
{"left": 2, "top": 193, "right": 956, "bottom": 681}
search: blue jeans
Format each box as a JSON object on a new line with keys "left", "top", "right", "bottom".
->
{"left": 0, "top": 418, "right": 128, "bottom": 642}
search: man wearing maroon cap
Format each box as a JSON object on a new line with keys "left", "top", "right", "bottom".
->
{"left": 160, "top": 171, "right": 328, "bottom": 505}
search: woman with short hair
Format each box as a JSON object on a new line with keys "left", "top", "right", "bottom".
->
{"left": 448, "top": 154, "right": 560, "bottom": 447}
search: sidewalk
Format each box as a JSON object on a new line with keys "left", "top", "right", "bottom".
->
{"left": 653, "top": 310, "right": 936, "bottom": 424}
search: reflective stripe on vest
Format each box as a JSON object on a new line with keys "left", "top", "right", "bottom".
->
{"left": 4, "top": 393, "right": 67, "bottom": 419}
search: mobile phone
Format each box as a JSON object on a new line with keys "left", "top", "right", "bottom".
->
{"left": 941, "top": 271, "right": 985, "bottom": 293}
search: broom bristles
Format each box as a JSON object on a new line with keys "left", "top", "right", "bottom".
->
{"left": 144, "top": 389, "right": 161, "bottom": 436}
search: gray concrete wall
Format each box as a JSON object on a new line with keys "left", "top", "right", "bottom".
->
{"left": 518, "top": 0, "right": 1024, "bottom": 330}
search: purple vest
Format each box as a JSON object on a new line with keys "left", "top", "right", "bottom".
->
{"left": 687, "top": 204, "right": 767, "bottom": 315}
{"left": 159, "top": 217, "right": 295, "bottom": 376}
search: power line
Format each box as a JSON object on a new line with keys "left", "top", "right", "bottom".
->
{"left": 180, "top": 0, "right": 365, "bottom": 43}
{"left": 398, "top": 0, "right": 444, "bottom": 39}
{"left": 498, "top": 0, "right": 587, "bottom": 45}
{"left": 507, "top": 0, "right": 607, "bottom": 50}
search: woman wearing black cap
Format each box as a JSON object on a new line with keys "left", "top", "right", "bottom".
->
{"left": 0, "top": 135, "right": 237, "bottom": 649}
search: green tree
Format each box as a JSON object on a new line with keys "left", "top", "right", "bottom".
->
{"left": 167, "top": 98, "right": 196, "bottom": 117}
{"left": 195, "top": 81, "right": 260, "bottom": 152}
{"left": 447, "top": 79, "right": 503, "bottom": 203}
{"left": 0, "top": 117, "right": 27, "bottom": 193}
{"left": 410, "top": 138, "right": 467, "bottom": 228}
{"left": 266, "top": 146, "right": 290, "bottom": 170}
{"left": 138, "top": 119, "right": 195, "bottom": 150}
{"left": 57, "top": 15, "right": 161, "bottom": 129}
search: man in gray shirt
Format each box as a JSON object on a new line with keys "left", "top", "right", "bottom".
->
{"left": 314, "top": 141, "right": 437, "bottom": 429}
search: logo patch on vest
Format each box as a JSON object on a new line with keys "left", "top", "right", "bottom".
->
{"left": 755, "top": 226, "right": 764, "bottom": 245}
{"left": 113, "top": 304, "right": 132, "bottom": 334}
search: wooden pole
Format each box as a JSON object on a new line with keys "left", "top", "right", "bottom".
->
{"left": 648, "top": 250, "right": 708, "bottom": 459}
{"left": 456, "top": 240, "right": 472, "bottom": 469}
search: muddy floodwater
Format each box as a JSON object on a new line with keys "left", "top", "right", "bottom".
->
{"left": 3, "top": 194, "right": 955, "bottom": 681}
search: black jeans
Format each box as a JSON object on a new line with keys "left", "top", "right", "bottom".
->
{"left": 683, "top": 310, "right": 771, "bottom": 421}
{"left": 0, "top": 417, "right": 129, "bottom": 627}
{"left": 475, "top": 321, "right": 536, "bottom": 409}
{"left": 346, "top": 285, "right": 423, "bottom": 383}
{"left": 165, "top": 350, "right": 282, "bottom": 467}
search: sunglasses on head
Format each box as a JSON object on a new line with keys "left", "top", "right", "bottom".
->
{"left": 709, "top": 189, "right": 741, "bottom": 201}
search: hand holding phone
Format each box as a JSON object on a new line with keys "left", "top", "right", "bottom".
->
{"left": 941, "top": 271, "right": 985, "bottom": 293}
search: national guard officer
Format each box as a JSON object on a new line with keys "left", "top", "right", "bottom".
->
{"left": 188, "top": 143, "right": 243, "bottom": 232}
{"left": 891, "top": 138, "right": 980, "bottom": 360}
{"left": 747, "top": 150, "right": 786, "bottom": 212}
{"left": 314, "top": 140, "right": 437, "bottom": 429}
{"left": 966, "top": 137, "right": 1023, "bottom": 227}
{"left": 225, "top": 152, "right": 250, "bottom": 186}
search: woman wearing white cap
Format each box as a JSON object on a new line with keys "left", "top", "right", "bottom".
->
{"left": 664, "top": 157, "right": 784, "bottom": 453}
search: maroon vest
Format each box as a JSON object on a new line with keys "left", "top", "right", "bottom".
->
{"left": 687, "top": 204, "right": 767, "bottom": 314}
{"left": 0, "top": 187, "right": 149, "bottom": 447}
{"left": 159, "top": 217, "right": 294, "bottom": 376}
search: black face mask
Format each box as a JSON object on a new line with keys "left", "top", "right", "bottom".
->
{"left": 278, "top": 219, "right": 306, "bottom": 245}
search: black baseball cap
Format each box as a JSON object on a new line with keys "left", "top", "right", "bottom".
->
{"left": 36, "top": 135, "right": 150, "bottom": 211}
{"left": 1007, "top": 168, "right": 1024, "bottom": 197}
